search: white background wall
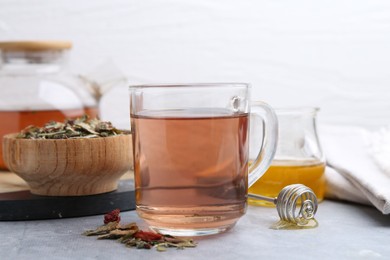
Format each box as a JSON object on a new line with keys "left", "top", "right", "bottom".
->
{"left": 1, "top": 0, "right": 390, "bottom": 129}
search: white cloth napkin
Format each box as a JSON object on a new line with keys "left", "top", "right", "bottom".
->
{"left": 320, "top": 125, "right": 390, "bottom": 214}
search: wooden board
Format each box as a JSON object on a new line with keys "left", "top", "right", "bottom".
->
{"left": 0, "top": 171, "right": 135, "bottom": 221}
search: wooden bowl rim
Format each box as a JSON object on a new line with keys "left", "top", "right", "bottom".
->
{"left": 3, "top": 132, "right": 131, "bottom": 143}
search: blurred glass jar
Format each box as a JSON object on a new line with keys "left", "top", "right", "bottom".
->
{"left": 248, "top": 107, "right": 326, "bottom": 206}
{"left": 0, "top": 41, "right": 99, "bottom": 170}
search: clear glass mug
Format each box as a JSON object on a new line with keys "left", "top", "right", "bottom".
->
{"left": 129, "top": 83, "right": 278, "bottom": 236}
{"left": 248, "top": 107, "right": 326, "bottom": 207}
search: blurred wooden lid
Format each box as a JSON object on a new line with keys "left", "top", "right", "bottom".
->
{"left": 0, "top": 41, "right": 72, "bottom": 51}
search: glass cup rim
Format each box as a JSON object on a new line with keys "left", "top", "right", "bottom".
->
{"left": 129, "top": 82, "right": 250, "bottom": 89}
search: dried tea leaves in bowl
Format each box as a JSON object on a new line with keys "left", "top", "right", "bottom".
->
{"left": 17, "top": 115, "right": 128, "bottom": 139}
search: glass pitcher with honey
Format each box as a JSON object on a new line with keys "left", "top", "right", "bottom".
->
{"left": 0, "top": 41, "right": 99, "bottom": 170}
{"left": 248, "top": 107, "right": 326, "bottom": 206}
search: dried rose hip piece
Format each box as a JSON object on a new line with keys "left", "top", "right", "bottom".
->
{"left": 104, "top": 209, "right": 121, "bottom": 224}
{"left": 134, "top": 230, "right": 163, "bottom": 242}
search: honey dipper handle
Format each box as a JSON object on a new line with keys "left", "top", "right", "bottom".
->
{"left": 248, "top": 193, "right": 277, "bottom": 204}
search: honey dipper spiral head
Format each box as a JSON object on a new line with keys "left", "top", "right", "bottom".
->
{"left": 275, "top": 184, "right": 318, "bottom": 225}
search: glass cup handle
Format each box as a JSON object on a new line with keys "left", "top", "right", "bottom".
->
{"left": 248, "top": 101, "right": 278, "bottom": 188}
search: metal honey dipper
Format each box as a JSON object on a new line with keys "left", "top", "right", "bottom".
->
{"left": 248, "top": 184, "right": 318, "bottom": 225}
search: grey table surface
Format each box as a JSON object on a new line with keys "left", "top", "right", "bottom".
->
{"left": 1, "top": 200, "right": 389, "bottom": 260}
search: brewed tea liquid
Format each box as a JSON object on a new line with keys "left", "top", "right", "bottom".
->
{"left": 132, "top": 109, "right": 249, "bottom": 232}
{"left": 0, "top": 107, "right": 98, "bottom": 170}
{"left": 248, "top": 159, "right": 325, "bottom": 207}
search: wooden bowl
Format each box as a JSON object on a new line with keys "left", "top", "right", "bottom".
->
{"left": 2, "top": 133, "right": 133, "bottom": 196}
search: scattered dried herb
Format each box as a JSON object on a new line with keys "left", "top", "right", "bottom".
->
{"left": 82, "top": 209, "right": 197, "bottom": 252}
{"left": 17, "top": 115, "right": 127, "bottom": 139}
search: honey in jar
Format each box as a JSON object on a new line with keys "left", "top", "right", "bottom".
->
{"left": 248, "top": 107, "right": 326, "bottom": 206}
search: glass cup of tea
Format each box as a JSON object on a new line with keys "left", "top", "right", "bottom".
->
{"left": 248, "top": 107, "right": 326, "bottom": 207}
{"left": 129, "top": 83, "right": 278, "bottom": 236}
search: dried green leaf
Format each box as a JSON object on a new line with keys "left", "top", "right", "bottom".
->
{"left": 98, "top": 229, "right": 135, "bottom": 240}
{"left": 156, "top": 245, "right": 167, "bottom": 252}
{"left": 124, "top": 238, "right": 138, "bottom": 247}
{"left": 82, "top": 221, "right": 119, "bottom": 236}
{"left": 118, "top": 230, "right": 139, "bottom": 243}
{"left": 74, "top": 122, "right": 99, "bottom": 135}
{"left": 164, "top": 240, "right": 197, "bottom": 249}
{"left": 17, "top": 115, "right": 128, "bottom": 140}
{"left": 118, "top": 222, "right": 138, "bottom": 230}
{"left": 135, "top": 240, "right": 152, "bottom": 249}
